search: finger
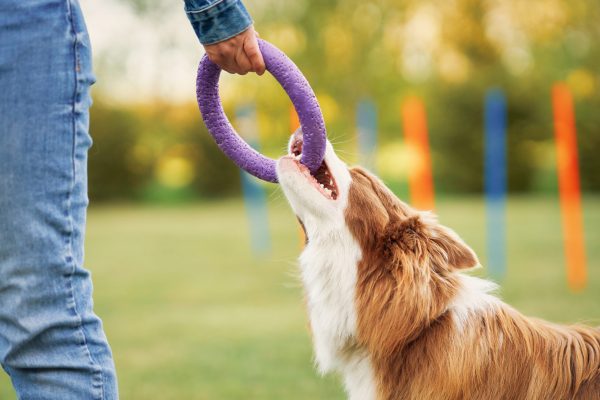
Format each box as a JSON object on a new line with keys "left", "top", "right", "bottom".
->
{"left": 224, "top": 66, "right": 240, "bottom": 74}
{"left": 218, "top": 46, "right": 235, "bottom": 63}
{"left": 219, "top": 58, "right": 240, "bottom": 74}
{"left": 244, "top": 35, "right": 266, "bottom": 75}
{"left": 209, "top": 56, "right": 230, "bottom": 72}
{"left": 206, "top": 45, "right": 232, "bottom": 70}
{"left": 206, "top": 49, "right": 221, "bottom": 65}
{"left": 214, "top": 46, "right": 242, "bottom": 74}
{"left": 235, "top": 47, "right": 252, "bottom": 75}
{"left": 208, "top": 55, "right": 233, "bottom": 73}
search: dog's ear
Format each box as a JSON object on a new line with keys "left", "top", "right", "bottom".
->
{"left": 431, "top": 225, "right": 479, "bottom": 269}
{"left": 376, "top": 217, "right": 430, "bottom": 266}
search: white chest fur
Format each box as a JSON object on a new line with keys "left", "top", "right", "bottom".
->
{"left": 298, "top": 221, "right": 376, "bottom": 400}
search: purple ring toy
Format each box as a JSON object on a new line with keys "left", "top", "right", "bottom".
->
{"left": 196, "top": 39, "right": 327, "bottom": 183}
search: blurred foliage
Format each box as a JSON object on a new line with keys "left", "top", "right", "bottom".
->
{"left": 91, "top": 0, "right": 600, "bottom": 200}
{"left": 89, "top": 102, "right": 148, "bottom": 200}
{"left": 89, "top": 100, "right": 240, "bottom": 201}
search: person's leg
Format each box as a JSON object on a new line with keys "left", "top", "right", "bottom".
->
{"left": 0, "top": 0, "right": 118, "bottom": 398}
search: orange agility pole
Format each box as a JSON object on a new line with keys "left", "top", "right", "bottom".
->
{"left": 552, "top": 83, "right": 587, "bottom": 291}
{"left": 401, "top": 97, "right": 435, "bottom": 210}
{"left": 290, "top": 104, "right": 300, "bottom": 132}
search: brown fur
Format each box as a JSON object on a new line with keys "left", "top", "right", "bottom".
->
{"left": 345, "top": 167, "right": 600, "bottom": 400}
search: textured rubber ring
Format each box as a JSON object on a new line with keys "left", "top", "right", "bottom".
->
{"left": 196, "top": 39, "right": 327, "bottom": 183}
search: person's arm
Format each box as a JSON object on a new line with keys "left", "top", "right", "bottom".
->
{"left": 184, "top": 0, "right": 265, "bottom": 75}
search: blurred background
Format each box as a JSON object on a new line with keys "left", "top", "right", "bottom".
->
{"left": 1, "top": 0, "right": 599, "bottom": 398}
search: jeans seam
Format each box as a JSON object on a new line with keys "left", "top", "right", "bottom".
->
{"left": 186, "top": 0, "right": 225, "bottom": 14}
{"left": 65, "top": 1, "right": 105, "bottom": 399}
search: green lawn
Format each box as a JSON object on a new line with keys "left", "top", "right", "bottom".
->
{"left": 1, "top": 195, "right": 599, "bottom": 399}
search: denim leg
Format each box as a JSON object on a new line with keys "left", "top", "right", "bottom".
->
{"left": 0, "top": 1, "right": 118, "bottom": 399}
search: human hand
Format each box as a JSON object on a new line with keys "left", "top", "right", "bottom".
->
{"left": 203, "top": 26, "right": 265, "bottom": 75}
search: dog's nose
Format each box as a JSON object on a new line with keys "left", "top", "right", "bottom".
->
{"left": 290, "top": 127, "right": 304, "bottom": 156}
{"left": 292, "top": 126, "right": 303, "bottom": 142}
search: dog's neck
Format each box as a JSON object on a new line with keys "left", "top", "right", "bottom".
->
{"left": 298, "top": 218, "right": 363, "bottom": 375}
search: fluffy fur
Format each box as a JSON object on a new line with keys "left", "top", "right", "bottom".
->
{"left": 277, "top": 135, "right": 600, "bottom": 400}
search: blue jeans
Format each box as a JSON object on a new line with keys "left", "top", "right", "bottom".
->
{"left": 0, "top": 1, "right": 118, "bottom": 398}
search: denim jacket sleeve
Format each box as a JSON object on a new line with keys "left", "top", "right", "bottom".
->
{"left": 183, "top": 0, "right": 253, "bottom": 45}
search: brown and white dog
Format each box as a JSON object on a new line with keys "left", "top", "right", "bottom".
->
{"left": 276, "top": 130, "right": 600, "bottom": 400}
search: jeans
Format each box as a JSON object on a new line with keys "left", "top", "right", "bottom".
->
{"left": 184, "top": 0, "right": 252, "bottom": 45}
{"left": 0, "top": 0, "right": 118, "bottom": 398}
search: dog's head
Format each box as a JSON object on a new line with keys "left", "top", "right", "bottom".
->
{"left": 276, "top": 129, "right": 352, "bottom": 240}
{"left": 277, "top": 131, "right": 480, "bottom": 347}
{"left": 277, "top": 130, "right": 477, "bottom": 268}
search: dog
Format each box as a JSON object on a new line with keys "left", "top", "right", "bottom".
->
{"left": 276, "top": 129, "right": 600, "bottom": 400}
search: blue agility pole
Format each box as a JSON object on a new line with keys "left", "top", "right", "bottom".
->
{"left": 235, "top": 104, "right": 271, "bottom": 255}
{"left": 356, "top": 99, "right": 378, "bottom": 172}
{"left": 484, "top": 89, "right": 507, "bottom": 280}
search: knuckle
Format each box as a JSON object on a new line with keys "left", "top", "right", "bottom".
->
{"left": 219, "top": 47, "right": 234, "bottom": 57}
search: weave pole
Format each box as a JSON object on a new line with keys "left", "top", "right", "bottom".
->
{"left": 356, "top": 99, "right": 378, "bottom": 172}
{"left": 484, "top": 89, "right": 507, "bottom": 280}
{"left": 236, "top": 104, "right": 270, "bottom": 255}
{"left": 552, "top": 83, "right": 587, "bottom": 291}
{"left": 290, "top": 104, "right": 300, "bottom": 133}
{"left": 401, "top": 97, "right": 435, "bottom": 210}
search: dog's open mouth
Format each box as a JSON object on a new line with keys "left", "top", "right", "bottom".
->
{"left": 289, "top": 135, "right": 338, "bottom": 200}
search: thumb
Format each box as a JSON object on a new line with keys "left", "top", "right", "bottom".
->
{"left": 244, "top": 33, "right": 266, "bottom": 76}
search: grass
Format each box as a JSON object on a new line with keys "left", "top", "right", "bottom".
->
{"left": 0, "top": 195, "right": 599, "bottom": 399}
